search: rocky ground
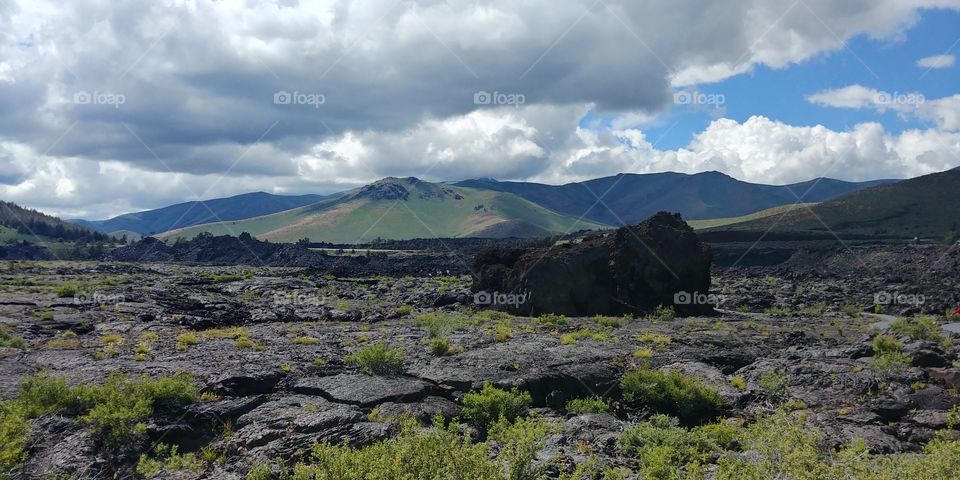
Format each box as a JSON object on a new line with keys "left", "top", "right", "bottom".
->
{"left": 0, "top": 258, "right": 959, "bottom": 479}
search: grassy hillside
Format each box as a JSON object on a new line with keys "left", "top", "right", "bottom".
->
{"left": 73, "top": 192, "right": 333, "bottom": 235}
{"left": 688, "top": 203, "right": 814, "bottom": 230}
{"left": 457, "top": 172, "right": 892, "bottom": 225}
{"left": 714, "top": 169, "right": 960, "bottom": 239}
{"left": 160, "top": 178, "right": 608, "bottom": 243}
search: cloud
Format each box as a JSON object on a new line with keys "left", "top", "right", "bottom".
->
{"left": 0, "top": 0, "right": 958, "bottom": 218}
{"left": 807, "top": 85, "right": 959, "bottom": 131}
{"left": 916, "top": 53, "right": 956, "bottom": 68}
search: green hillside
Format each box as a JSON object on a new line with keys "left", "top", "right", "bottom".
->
{"left": 160, "top": 177, "right": 609, "bottom": 243}
{"left": 688, "top": 203, "right": 814, "bottom": 230}
{"left": 712, "top": 169, "right": 960, "bottom": 239}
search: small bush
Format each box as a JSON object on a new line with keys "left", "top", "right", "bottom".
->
{"left": 429, "top": 337, "right": 450, "bottom": 356}
{"left": 395, "top": 305, "right": 413, "bottom": 316}
{"left": 536, "top": 313, "right": 567, "bottom": 326}
{"left": 462, "top": 383, "right": 532, "bottom": 429}
{"left": 635, "top": 332, "right": 671, "bottom": 347}
{"left": 55, "top": 283, "right": 82, "bottom": 298}
{"left": 646, "top": 305, "right": 676, "bottom": 323}
{"left": 565, "top": 396, "right": 609, "bottom": 414}
{"left": 292, "top": 335, "right": 320, "bottom": 345}
{"left": 489, "top": 416, "right": 551, "bottom": 480}
{"left": 873, "top": 334, "right": 902, "bottom": 355}
{"left": 620, "top": 368, "right": 724, "bottom": 420}
{"left": 559, "top": 327, "right": 614, "bottom": 345}
{"left": 758, "top": 370, "right": 789, "bottom": 397}
{"left": 345, "top": 343, "right": 405, "bottom": 375}
{"left": 295, "top": 417, "right": 503, "bottom": 479}
{"left": 619, "top": 414, "right": 736, "bottom": 478}
{"left": 0, "top": 325, "right": 26, "bottom": 349}
{"left": 136, "top": 443, "right": 205, "bottom": 476}
{"left": 414, "top": 312, "right": 469, "bottom": 338}
{"left": 493, "top": 321, "right": 513, "bottom": 342}
{"left": 593, "top": 315, "right": 623, "bottom": 329}
{"left": 176, "top": 332, "right": 199, "bottom": 348}
{"left": 730, "top": 375, "right": 747, "bottom": 391}
{"left": 2, "top": 371, "right": 197, "bottom": 464}
{"left": 634, "top": 347, "right": 655, "bottom": 360}
{"left": 890, "top": 317, "right": 941, "bottom": 342}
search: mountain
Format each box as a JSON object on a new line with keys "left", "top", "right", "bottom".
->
{"left": 712, "top": 168, "right": 960, "bottom": 239}
{"left": 72, "top": 192, "right": 334, "bottom": 235}
{"left": 455, "top": 172, "right": 894, "bottom": 226}
{"left": 159, "top": 177, "right": 609, "bottom": 243}
{"left": 1, "top": 201, "right": 111, "bottom": 243}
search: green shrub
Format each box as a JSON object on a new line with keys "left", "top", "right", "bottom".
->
{"left": 0, "top": 325, "right": 25, "bottom": 349}
{"left": 414, "top": 312, "right": 469, "bottom": 338}
{"left": 619, "top": 414, "right": 736, "bottom": 479}
{"left": 247, "top": 462, "right": 274, "bottom": 480}
{"left": 646, "top": 305, "right": 676, "bottom": 323}
{"left": 136, "top": 443, "right": 206, "bottom": 476}
{"left": 620, "top": 368, "right": 724, "bottom": 421}
{"left": 0, "top": 372, "right": 197, "bottom": 469}
{"left": 565, "top": 396, "right": 609, "bottom": 414}
{"left": 890, "top": 317, "right": 941, "bottom": 342}
{"left": 593, "top": 315, "right": 623, "bottom": 328}
{"left": 729, "top": 375, "right": 747, "bottom": 391}
{"left": 429, "top": 337, "right": 451, "bottom": 356}
{"left": 462, "top": 383, "right": 532, "bottom": 429}
{"left": 559, "top": 327, "right": 613, "bottom": 345}
{"left": 758, "top": 370, "right": 789, "bottom": 397}
{"left": 345, "top": 343, "right": 405, "bottom": 375}
{"left": 295, "top": 417, "right": 504, "bottom": 479}
{"left": 396, "top": 305, "right": 413, "bottom": 316}
{"left": 489, "top": 416, "right": 551, "bottom": 480}
{"left": 536, "top": 313, "right": 567, "bottom": 326}
{"left": 292, "top": 335, "right": 320, "bottom": 345}
{"left": 55, "top": 283, "right": 82, "bottom": 298}
{"left": 873, "top": 334, "right": 903, "bottom": 355}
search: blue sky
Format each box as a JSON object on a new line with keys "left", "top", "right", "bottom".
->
{"left": 591, "top": 9, "right": 960, "bottom": 151}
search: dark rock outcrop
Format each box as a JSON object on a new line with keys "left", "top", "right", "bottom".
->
{"left": 472, "top": 212, "right": 712, "bottom": 316}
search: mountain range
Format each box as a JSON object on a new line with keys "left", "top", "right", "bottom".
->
{"left": 7, "top": 168, "right": 947, "bottom": 244}
{"left": 70, "top": 192, "right": 334, "bottom": 236}
{"left": 159, "top": 177, "right": 608, "bottom": 244}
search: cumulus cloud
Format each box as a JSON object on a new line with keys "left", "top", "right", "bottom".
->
{"left": 0, "top": 0, "right": 958, "bottom": 218}
{"left": 807, "top": 85, "right": 960, "bottom": 131}
{"left": 916, "top": 53, "right": 956, "bottom": 68}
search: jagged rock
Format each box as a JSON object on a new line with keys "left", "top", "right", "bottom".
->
{"left": 293, "top": 374, "right": 436, "bottom": 406}
{"left": 472, "top": 212, "right": 712, "bottom": 316}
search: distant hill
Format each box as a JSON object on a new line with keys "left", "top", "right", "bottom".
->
{"left": 160, "top": 177, "right": 608, "bottom": 243}
{"left": 713, "top": 168, "right": 960, "bottom": 239}
{"left": 1, "top": 201, "right": 111, "bottom": 243}
{"left": 456, "top": 172, "right": 893, "bottom": 225}
{"left": 71, "top": 192, "right": 334, "bottom": 235}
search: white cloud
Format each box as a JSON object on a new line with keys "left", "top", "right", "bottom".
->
{"left": 0, "top": 0, "right": 958, "bottom": 218}
{"left": 916, "top": 53, "right": 956, "bottom": 68}
{"left": 807, "top": 85, "right": 960, "bottom": 131}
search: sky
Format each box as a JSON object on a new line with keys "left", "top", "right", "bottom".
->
{"left": 0, "top": 0, "right": 958, "bottom": 220}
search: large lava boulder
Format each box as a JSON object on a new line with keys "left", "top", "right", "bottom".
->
{"left": 472, "top": 211, "right": 712, "bottom": 316}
